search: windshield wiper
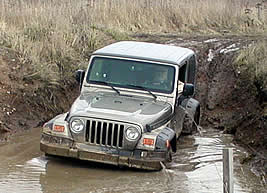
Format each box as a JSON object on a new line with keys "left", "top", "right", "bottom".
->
{"left": 126, "top": 84, "right": 157, "bottom": 100}
{"left": 88, "top": 81, "right": 120, "bottom": 95}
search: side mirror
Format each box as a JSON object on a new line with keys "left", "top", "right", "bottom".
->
{"left": 75, "top": 70, "right": 85, "bottom": 90}
{"left": 183, "top": 83, "right": 194, "bottom": 97}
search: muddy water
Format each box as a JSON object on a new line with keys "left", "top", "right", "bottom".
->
{"left": 0, "top": 128, "right": 265, "bottom": 193}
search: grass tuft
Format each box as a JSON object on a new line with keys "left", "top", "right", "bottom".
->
{"left": 0, "top": 0, "right": 266, "bottom": 87}
{"left": 234, "top": 40, "right": 267, "bottom": 90}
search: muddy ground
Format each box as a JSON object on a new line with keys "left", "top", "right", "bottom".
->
{"left": 0, "top": 35, "right": 266, "bottom": 174}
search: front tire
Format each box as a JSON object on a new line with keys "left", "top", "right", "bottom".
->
{"left": 166, "top": 149, "right": 172, "bottom": 162}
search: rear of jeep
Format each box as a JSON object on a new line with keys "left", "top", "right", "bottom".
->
{"left": 40, "top": 41, "right": 197, "bottom": 170}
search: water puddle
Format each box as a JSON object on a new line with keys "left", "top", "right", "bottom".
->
{"left": 0, "top": 128, "right": 265, "bottom": 193}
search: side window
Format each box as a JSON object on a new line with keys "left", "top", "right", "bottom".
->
{"left": 178, "top": 61, "right": 188, "bottom": 93}
{"left": 177, "top": 55, "right": 196, "bottom": 93}
{"left": 178, "top": 62, "right": 187, "bottom": 83}
{"left": 187, "top": 55, "right": 196, "bottom": 85}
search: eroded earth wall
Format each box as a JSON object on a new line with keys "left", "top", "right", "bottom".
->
{"left": 167, "top": 36, "right": 266, "bottom": 170}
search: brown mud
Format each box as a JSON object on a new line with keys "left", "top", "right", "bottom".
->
{"left": 0, "top": 47, "right": 79, "bottom": 140}
{"left": 0, "top": 35, "right": 266, "bottom": 175}
{"left": 137, "top": 34, "right": 267, "bottom": 174}
{"left": 0, "top": 126, "right": 266, "bottom": 193}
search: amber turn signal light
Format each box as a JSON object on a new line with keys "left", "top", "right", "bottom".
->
{"left": 53, "top": 125, "right": 65, "bottom": 132}
{"left": 143, "top": 138, "right": 154, "bottom": 146}
{"left": 166, "top": 140, "right": 170, "bottom": 148}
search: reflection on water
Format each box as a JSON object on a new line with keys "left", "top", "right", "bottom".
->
{"left": 0, "top": 157, "right": 46, "bottom": 193}
{"left": 0, "top": 128, "right": 265, "bottom": 193}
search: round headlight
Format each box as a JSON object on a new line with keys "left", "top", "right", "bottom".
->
{"left": 125, "top": 127, "right": 140, "bottom": 141}
{"left": 70, "top": 119, "right": 84, "bottom": 133}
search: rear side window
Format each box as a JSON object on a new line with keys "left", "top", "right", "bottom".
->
{"left": 187, "top": 55, "right": 197, "bottom": 85}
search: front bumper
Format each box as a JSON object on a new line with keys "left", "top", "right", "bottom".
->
{"left": 40, "top": 133, "right": 167, "bottom": 170}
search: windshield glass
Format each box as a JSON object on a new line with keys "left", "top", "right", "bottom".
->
{"left": 86, "top": 57, "right": 176, "bottom": 94}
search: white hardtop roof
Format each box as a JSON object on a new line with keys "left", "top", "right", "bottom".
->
{"left": 93, "top": 41, "right": 194, "bottom": 66}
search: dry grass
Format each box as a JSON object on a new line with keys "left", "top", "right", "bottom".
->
{"left": 0, "top": 0, "right": 266, "bottom": 85}
{"left": 235, "top": 40, "right": 267, "bottom": 90}
{"left": 87, "top": 0, "right": 266, "bottom": 33}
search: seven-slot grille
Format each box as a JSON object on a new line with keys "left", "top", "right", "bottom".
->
{"left": 85, "top": 119, "right": 125, "bottom": 148}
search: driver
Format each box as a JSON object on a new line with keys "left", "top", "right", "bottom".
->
{"left": 151, "top": 67, "right": 168, "bottom": 88}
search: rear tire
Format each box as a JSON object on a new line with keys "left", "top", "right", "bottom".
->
{"left": 181, "top": 113, "right": 194, "bottom": 134}
{"left": 182, "top": 106, "right": 200, "bottom": 134}
{"left": 192, "top": 107, "right": 200, "bottom": 132}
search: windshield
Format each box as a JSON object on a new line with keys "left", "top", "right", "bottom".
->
{"left": 86, "top": 57, "right": 176, "bottom": 94}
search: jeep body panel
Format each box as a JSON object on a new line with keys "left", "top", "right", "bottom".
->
{"left": 40, "top": 41, "right": 200, "bottom": 170}
{"left": 81, "top": 55, "right": 179, "bottom": 109}
{"left": 68, "top": 92, "right": 172, "bottom": 130}
{"left": 93, "top": 41, "right": 194, "bottom": 66}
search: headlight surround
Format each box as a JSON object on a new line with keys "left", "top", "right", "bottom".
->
{"left": 125, "top": 127, "right": 140, "bottom": 141}
{"left": 70, "top": 118, "right": 85, "bottom": 133}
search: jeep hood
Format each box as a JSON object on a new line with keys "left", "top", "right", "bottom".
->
{"left": 68, "top": 92, "right": 172, "bottom": 130}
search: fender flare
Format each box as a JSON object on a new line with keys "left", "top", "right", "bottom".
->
{"left": 181, "top": 98, "right": 200, "bottom": 123}
{"left": 155, "top": 127, "right": 177, "bottom": 153}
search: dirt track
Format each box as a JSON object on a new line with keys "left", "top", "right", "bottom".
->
{"left": 0, "top": 35, "right": 266, "bottom": 174}
{"left": 165, "top": 36, "right": 266, "bottom": 173}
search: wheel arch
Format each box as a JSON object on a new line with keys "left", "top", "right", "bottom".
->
{"left": 181, "top": 98, "right": 200, "bottom": 121}
{"left": 155, "top": 127, "right": 177, "bottom": 153}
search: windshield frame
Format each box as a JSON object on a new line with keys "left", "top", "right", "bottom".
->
{"left": 85, "top": 56, "right": 177, "bottom": 95}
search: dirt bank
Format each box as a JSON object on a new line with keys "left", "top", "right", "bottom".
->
{"left": 0, "top": 35, "right": 266, "bottom": 174}
{"left": 0, "top": 47, "right": 79, "bottom": 140}
{"left": 163, "top": 35, "right": 266, "bottom": 174}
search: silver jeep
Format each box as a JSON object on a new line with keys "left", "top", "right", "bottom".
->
{"left": 40, "top": 41, "right": 200, "bottom": 170}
